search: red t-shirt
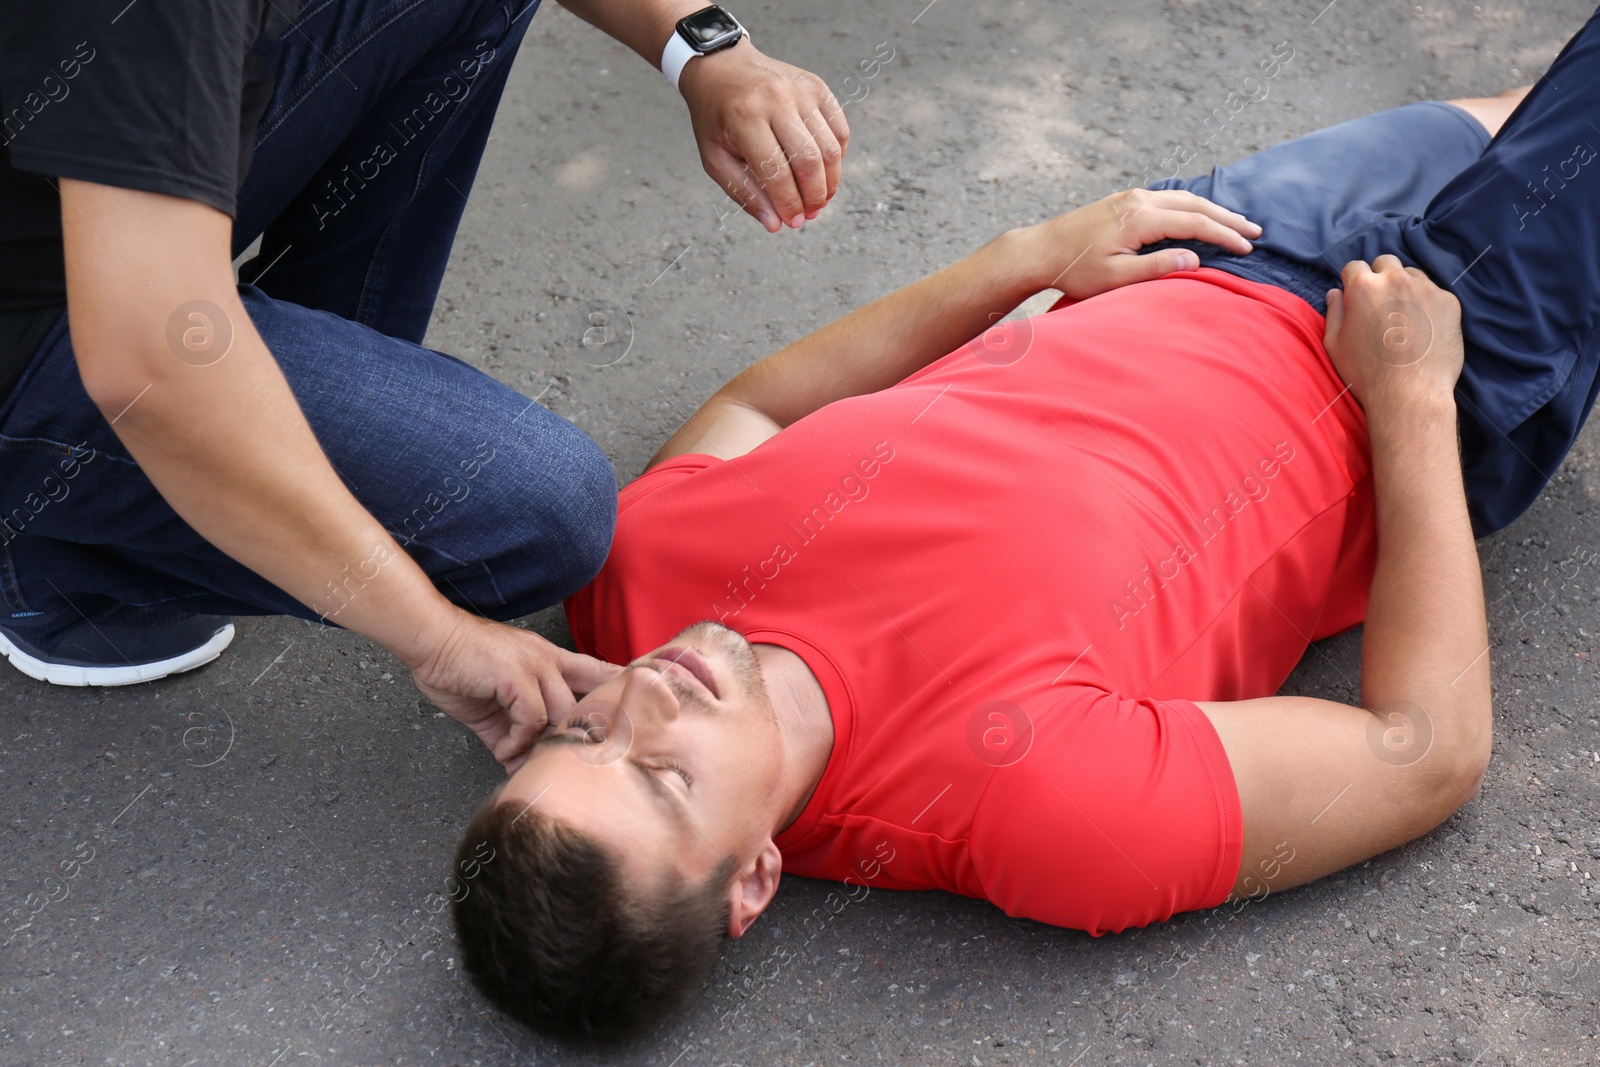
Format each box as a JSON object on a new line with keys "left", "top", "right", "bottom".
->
{"left": 566, "top": 269, "right": 1376, "bottom": 935}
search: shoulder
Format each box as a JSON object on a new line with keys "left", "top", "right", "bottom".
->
{"left": 619, "top": 452, "right": 722, "bottom": 509}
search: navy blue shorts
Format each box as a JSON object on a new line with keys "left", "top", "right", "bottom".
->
{"left": 1146, "top": 100, "right": 1489, "bottom": 315}
{"left": 1146, "top": 10, "right": 1600, "bottom": 537}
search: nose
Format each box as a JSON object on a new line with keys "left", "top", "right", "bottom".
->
{"left": 618, "top": 661, "right": 683, "bottom": 724}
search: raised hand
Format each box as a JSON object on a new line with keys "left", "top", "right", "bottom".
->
{"left": 678, "top": 42, "right": 849, "bottom": 232}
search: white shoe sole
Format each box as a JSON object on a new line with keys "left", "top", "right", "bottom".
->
{"left": 0, "top": 621, "right": 235, "bottom": 687}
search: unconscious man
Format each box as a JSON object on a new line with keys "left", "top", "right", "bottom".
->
{"left": 451, "top": 11, "right": 1600, "bottom": 1044}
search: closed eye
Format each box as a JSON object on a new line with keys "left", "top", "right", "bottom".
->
{"left": 658, "top": 759, "right": 693, "bottom": 788}
{"left": 628, "top": 758, "right": 694, "bottom": 829}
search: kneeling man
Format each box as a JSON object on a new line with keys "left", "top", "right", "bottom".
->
{"left": 453, "top": 12, "right": 1600, "bottom": 1045}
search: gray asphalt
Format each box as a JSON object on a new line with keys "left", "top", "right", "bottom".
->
{"left": 4, "top": 1, "right": 1599, "bottom": 1064}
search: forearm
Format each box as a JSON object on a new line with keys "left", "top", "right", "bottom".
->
{"left": 1360, "top": 396, "right": 1490, "bottom": 722}
{"left": 104, "top": 326, "right": 460, "bottom": 662}
{"left": 61, "top": 183, "right": 461, "bottom": 668}
{"left": 555, "top": 0, "right": 703, "bottom": 66}
{"left": 715, "top": 229, "right": 1041, "bottom": 425}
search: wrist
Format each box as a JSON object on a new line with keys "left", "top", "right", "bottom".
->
{"left": 388, "top": 596, "right": 473, "bottom": 674}
{"left": 662, "top": 5, "right": 752, "bottom": 94}
{"left": 305, "top": 536, "right": 466, "bottom": 670}
{"left": 1366, "top": 387, "right": 1459, "bottom": 454}
{"left": 1005, "top": 221, "right": 1090, "bottom": 296}
{"left": 674, "top": 34, "right": 755, "bottom": 98}
{"left": 983, "top": 227, "right": 1052, "bottom": 302}
{"left": 1366, "top": 383, "right": 1457, "bottom": 424}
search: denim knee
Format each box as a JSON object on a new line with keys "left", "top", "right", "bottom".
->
{"left": 477, "top": 414, "right": 616, "bottom": 618}
{"left": 542, "top": 423, "right": 618, "bottom": 600}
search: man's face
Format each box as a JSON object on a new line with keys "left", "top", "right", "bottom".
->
{"left": 497, "top": 622, "right": 782, "bottom": 892}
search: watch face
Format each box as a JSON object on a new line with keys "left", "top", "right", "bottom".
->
{"left": 678, "top": 6, "right": 742, "bottom": 51}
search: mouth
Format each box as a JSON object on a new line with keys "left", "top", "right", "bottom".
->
{"left": 653, "top": 645, "right": 720, "bottom": 699}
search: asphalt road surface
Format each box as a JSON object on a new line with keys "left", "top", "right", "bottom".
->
{"left": 3, "top": 1, "right": 1598, "bottom": 1064}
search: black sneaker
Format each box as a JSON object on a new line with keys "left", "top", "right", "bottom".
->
{"left": 0, "top": 604, "right": 234, "bottom": 687}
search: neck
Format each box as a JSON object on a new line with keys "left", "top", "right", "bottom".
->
{"left": 752, "top": 643, "right": 834, "bottom": 833}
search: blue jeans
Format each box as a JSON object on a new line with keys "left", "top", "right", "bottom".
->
{"left": 1147, "top": 7, "right": 1600, "bottom": 537}
{"left": 0, "top": 0, "right": 616, "bottom": 623}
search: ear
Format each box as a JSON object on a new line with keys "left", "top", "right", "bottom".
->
{"left": 726, "top": 840, "right": 782, "bottom": 939}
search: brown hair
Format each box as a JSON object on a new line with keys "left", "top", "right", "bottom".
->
{"left": 451, "top": 800, "right": 734, "bottom": 1044}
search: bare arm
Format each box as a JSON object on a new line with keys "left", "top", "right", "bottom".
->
{"left": 649, "top": 228, "right": 1042, "bottom": 465}
{"left": 62, "top": 181, "right": 615, "bottom": 769}
{"left": 651, "top": 189, "right": 1262, "bottom": 467}
{"left": 1198, "top": 256, "right": 1492, "bottom": 898}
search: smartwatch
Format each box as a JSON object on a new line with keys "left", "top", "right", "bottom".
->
{"left": 660, "top": 6, "right": 748, "bottom": 91}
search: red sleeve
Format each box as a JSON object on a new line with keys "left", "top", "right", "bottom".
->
{"left": 968, "top": 686, "right": 1242, "bottom": 935}
{"left": 619, "top": 453, "right": 722, "bottom": 511}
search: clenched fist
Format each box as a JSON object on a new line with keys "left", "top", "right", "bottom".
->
{"left": 1323, "top": 256, "right": 1465, "bottom": 413}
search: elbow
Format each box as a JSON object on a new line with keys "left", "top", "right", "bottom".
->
{"left": 72, "top": 295, "right": 235, "bottom": 417}
{"left": 1452, "top": 705, "right": 1493, "bottom": 804}
{"left": 75, "top": 344, "right": 166, "bottom": 423}
{"left": 1426, "top": 696, "right": 1493, "bottom": 820}
{"left": 78, "top": 366, "right": 138, "bottom": 419}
